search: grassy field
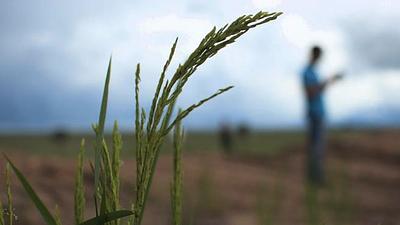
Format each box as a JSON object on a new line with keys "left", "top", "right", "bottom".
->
{"left": 1, "top": 129, "right": 399, "bottom": 225}
{"left": 0, "top": 130, "right": 306, "bottom": 156}
{"left": 0, "top": 129, "right": 378, "bottom": 157}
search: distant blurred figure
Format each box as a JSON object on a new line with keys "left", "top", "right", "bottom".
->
{"left": 219, "top": 122, "right": 233, "bottom": 154}
{"left": 51, "top": 128, "right": 69, "bottom": 145}
{"left": 302, "top": 46, "right": 342, "bottom": 184}
{"left": 238, "top": 122, "right": 250, "bottom": 139}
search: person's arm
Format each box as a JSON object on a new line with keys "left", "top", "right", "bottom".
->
{"left": 306, "top": 74, "right": 343, "bottom": 98}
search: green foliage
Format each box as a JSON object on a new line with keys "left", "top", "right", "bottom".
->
{"left": 84, "top": 56, "right": 128, "bottom": 225}
{"left": 74, "top": 139, "right": 86, "bottom": 225}
{"left": 0, "top": 10, "right": 281, "bottom": 225}
{"left": 171, "top": 119, "right": 184, "bottom": 225}
{"left": 0, "top": 162, "right": 15, "bottom": 225}
{"left": 5, "top": 164, "right": 13, "bottom": 225}
{"left": 112, "top": 121, "right": 122, "bottom": 210}
{"left": 4, "top": 155, "right": 58, "bottom": 225}
{"left": 132, "top": 11, "right": 281, "bottom": 225}
{"left": 92, "top": 56, "right": 113, "bottom": 212}
{"left": 0, "top": 186, "right": 3, "bottom": 225}
{"left": 80, "top": 210, "right": 134, "bottom": 225}
{"left": 55, "top": 205, "right": 63, "bottom": 225}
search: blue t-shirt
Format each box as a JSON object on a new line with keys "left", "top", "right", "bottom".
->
{"left": 302, "top": 65, "right": 325, "bottom": 118}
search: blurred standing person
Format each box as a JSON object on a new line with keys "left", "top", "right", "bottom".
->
{"left": 302, "top": 46, "right": 342, "bottom": 185}
{"left": 219, "top": 122, "right": 233, "bottom": 154}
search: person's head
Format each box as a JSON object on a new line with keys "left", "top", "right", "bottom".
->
{"left": 309, "top": 45, "right": 322, "bottom": 65}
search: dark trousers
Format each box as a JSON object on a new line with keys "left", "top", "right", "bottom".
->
{"left": 307, "top": 115, "right": 325, "bottom": 184}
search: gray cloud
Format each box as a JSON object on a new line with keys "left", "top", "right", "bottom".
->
{"left": 343, "top": 16, "right": 400, "bottom": 70}
{"left": 1, "top": 0, "right": 400, "bottom": 131}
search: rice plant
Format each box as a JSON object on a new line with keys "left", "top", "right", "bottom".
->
{"left": 1, "top": 11, "right": 281, "bottom": 225}
{"left": 171, "top": 117, "right": 184, "bottom": 225}
{"left": 0, "top": 163, "right": 15, "bottom": 225}
{"left": 74, "top": 139, "right": 86, "bottom": 225}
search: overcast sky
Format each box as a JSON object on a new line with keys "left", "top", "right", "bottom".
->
{"left": 1, "top": 0, "right": 400, "bottom": 131}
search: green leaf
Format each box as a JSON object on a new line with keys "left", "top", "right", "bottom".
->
{"left": 79, "top": 210, "right": 133, "bottom": 225}
{"left": 4, "top": 155, "right": 58, "bottom": 225}
{"left": 95, "top": 55, "right": 113, "bottom": 211}
{"left": 98, "top": 55, "right": 112, "bottom": 135}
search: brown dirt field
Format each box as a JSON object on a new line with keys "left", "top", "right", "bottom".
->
{"left": 0, "top": 131, "right": 399, "bottom": 225}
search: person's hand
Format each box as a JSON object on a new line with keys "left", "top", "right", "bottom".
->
{"left": 329, "top": 73, "right": 344, "bottom": 84}
{"left": 334, "top": 73, "right": 344, "bottom": 80}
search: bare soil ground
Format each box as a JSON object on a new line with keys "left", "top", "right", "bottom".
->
{"left": 1, "top": 131, "right": 399, "bottom": 225}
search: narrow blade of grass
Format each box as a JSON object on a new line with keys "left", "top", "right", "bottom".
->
{"left": 95, "top": 56, "right": 113, "bottom": 208}
{"left": 5, "top": 163, "right": 14, "bottom": 225}
{"left": 98, "top": 55, "right": 112, "bottom": 139}
{"left": 4, "top": 155, "right": 58, "bottom": 225}
{"left": 79, "top": 210, "right": 133, "bottom": 225}
{"left": 0, "top": 186, "right": 4, "bottom": 225}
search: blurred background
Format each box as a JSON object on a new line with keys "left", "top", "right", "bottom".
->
{"left": 0, "top": 0, "right": 399, "bottom": 225}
